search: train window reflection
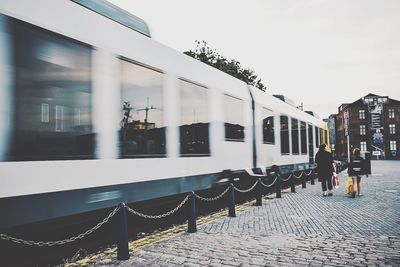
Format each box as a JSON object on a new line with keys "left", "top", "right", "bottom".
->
{"left": 224, "top": 94, "right": 245, "bottom": 142}
{"left": 315, "top": 126, "right": 319, "bottom": 148}
{"left": 179, "top": 79, "right": 210, "bottom": 156}
{"left": 10, "top": 20, "right": 93, "bottom": 161}
{"left": 291, "top": 118, "right": 299, "bottom": 155}
{"left": 120, "top": 60, "right": 165, "bottom": 157}
{"left": 262, "top": 107, "right": 274, "bottom": 144}
{"left": 280, "top": 116, "right": 289, "bottom": 154}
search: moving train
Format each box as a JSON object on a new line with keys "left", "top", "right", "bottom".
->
{"left": 0, "top": 0, "right": 330, "bottom": 229}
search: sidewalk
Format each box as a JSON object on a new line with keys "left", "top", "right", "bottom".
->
{"left": 85, "top": 160, "right": 400, "bottom": 267}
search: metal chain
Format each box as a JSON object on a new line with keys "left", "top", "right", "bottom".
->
{"left": 293, "top": 171, "right": 304, "bottom": 179}
{"left": 125, "top": 195, "right": 190, "bottom": 219}
{"left": 234, "top": 181, "right": 258, "bottom": 193}
{"left": 193, "top": 187, "right": 230, "bottom": 202}
{"left": 259, "top": 176, "right": 278, "bottom": 188}
{"left": 0, "top": 206, "right": 120, "bottom": 247}
{"left": 304, "top": 169, "right": 313, "bottom": 176}
{"left": 280, "top": 173, "right": 292, "bottom": 182}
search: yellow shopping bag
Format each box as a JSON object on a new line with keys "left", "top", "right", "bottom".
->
{"left": 345, "top": 177, "right": 354, "bottom": 195}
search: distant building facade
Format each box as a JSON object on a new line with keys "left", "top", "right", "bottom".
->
{"left": 335, "top": 94, "right": 400, "bottom": 160}
{"left": 326, "top": 114, "right": 336, "bottom": 156}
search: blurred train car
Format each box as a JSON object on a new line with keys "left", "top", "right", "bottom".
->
{"left": 0, "top": 0, "right": 330, "bottom": 229}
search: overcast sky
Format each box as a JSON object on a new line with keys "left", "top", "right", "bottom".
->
{"left": 108, "top": 0, "right": 400, "bottom": 119}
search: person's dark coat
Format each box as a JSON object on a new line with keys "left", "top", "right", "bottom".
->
{"left": 348, "top": 156, "right": 366, "bottom": 176}
{"left": 315, "top": 149, "right": 334, "bottom": 180}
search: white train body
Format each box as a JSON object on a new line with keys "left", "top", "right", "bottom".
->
{"left": 0, "top": 0, "right": 328, "bottom": 228}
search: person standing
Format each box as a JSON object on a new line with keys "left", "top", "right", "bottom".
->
{"left": 315, "top": 144, "right": 334, "bottom": 197}
{"left": 348, "top": 148, "right": 365, "bottom": 197}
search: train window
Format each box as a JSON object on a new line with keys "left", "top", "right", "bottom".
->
{"left": 224, "top": 94, "right": 245, "bottom": 142}
{"left": 120, "top": 60, "right": 165, "bottom": 157}
{"left": 262, "top": 107, "right": 274, "bottom": 144}
{"left": 179, "top": 79, "right": 210, "bottom": 156}
{"left": 324, "top": 130, "right": 328, "bottom": 144}
{"left": 300, "top": 121, "right": 307, "bottom": 154}
{"left": 291, "top": 118, "right": 299, "bottom": 154}
{"left": 320, "top": 128, "right": 323, "bottom": 145}
{"left": 280, "top": 116, "right": 290, "bottom": 154}
{"left": 10, "top": 19, "right": 93, "bottom": 161}
{"left": 315, "top": 126, "right": 319, "bottom": 147}
{"left": 308, "top": 124, "right": 314, "bottom": 163}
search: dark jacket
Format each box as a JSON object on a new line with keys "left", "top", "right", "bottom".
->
{"left": 348, "top": 156, "right": 365, "bottom": 176}
{"left": 315, "top": 150, "right": 334, "bottom": 178}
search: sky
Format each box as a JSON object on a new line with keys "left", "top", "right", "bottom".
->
{"left": 108, "top": 0, "right": 400, "bottom": 119}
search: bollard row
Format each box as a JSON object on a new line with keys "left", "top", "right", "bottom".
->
{"left": 0, "top": 167, "right": 318, "bottom": 261}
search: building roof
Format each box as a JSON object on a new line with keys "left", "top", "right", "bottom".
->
{"left": 338, "top": 93, "right": 400, "bottom": 113}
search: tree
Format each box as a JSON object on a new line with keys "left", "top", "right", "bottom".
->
{"left": 184, "top": 40, "right": 267, "bottom": 91}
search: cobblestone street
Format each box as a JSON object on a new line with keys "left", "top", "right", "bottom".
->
{"left": 94, "top": 160, "right": 400, "bottom": 267}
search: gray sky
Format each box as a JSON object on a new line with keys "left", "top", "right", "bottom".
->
{"left": 108, "top": 0, "right": 400, "bottom": 119}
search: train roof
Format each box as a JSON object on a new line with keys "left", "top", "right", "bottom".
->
{"left": 250, "top": 86, "right": 326, "bottom": 128}
{"left": 71, "top": 0, "right": 151, "bottom": 37}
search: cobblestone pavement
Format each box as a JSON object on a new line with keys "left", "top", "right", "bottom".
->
{"left": 92, "top": 161, "right": 400, "bottom": 267}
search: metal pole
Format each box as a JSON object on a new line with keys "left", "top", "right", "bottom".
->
{"left": 310, "top": 170, "right": 315, "bottom": 185}
{"left": 275, "top": 174, "right": 282, "bottom": 198}
{"left": 188, "top": 192, "right": 197, "bottom": 233}
{"left": 228, "top": 184, "right": 236, "bottom": 217}
{"left": 256, "top": 179, "right": 262, "bottom": 206}
{"left": 301, "top": 172, "right": 306, "bottom": 188}
{"left": 291, "top": 172, "right": 296, "bottom": 193}
{"left": 347, "top": 135, "right": 350, "bottom": 163}
{"left": 117, "top": 203, "right": 130, "bottom": 260}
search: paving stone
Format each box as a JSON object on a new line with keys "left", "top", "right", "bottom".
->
{"left": 90, "top": 161, "right": 400, "bottom": 266}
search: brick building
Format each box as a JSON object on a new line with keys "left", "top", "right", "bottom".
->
{"left": 335, "top": 94, "right": 400, "bottom": 160}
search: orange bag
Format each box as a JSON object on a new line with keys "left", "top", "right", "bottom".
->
{"left": 345, "top": 177, "right": 356, "bottom": 198}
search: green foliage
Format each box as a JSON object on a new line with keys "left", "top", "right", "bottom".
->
{"left": 184, "top": 40, "right": 267, "bottom": 91}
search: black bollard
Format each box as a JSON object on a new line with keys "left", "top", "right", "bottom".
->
{"left": 275, "top": 174, "right": 282, "bottom": 198}
{"left": 290, "top": 172, "right": 296, "bottom": 193}
{"left": 256, "top": 178, "right": 262, "bottom": 206}
{"left": 188, "top": 192, "right": 197, "bottom": 233}
{"left": 310, "top": 169, "right": 315, "bottom": 185}
{"left": 117, "top": 203, "right": 130, "bottom": 260}
{"left": 228, "top": 184, "right": 236, "bottom": 217}
{"left": 301, "top": 172, "right": 306, "bottom": 188}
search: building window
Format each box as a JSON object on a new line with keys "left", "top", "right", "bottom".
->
{"left": 291, "top": 118, "right": 299, "bottom": 155}
{"left": 10, "top": 18, "right": 93, "bottom": 161}
{"left": 389, "top": 124, "right": 396, "bottom": 135}
{"left": 359, "top": 110, "right": 365, "bottom": 119}
{"left": 390, "top": 140, "right": 397, "bottom": 151}
{"left": 360, "top": 141, "right": 367, "bottom": 151}
{"left": 360, "top": 125, "right": 366, "bottom": 135}
{"left": 300, "top": 121, "right": 307, "bottom": 154}
{"left": 179, "top": 79, "right": 209, "bottom": 156}
{"left": 280, "top": 116, "right": 289, "bottom": 154}
{"left": 262, "top": 108, "right": 274, "bottom": 144}
{"left": 55, "top": 105, "right": 64, "bottom": 132}
{"left": 41, "top": 103, "right": 49, "bottom": 123}
{"left": 120, "top": 59, "right": 165, "bottom": 157}
{"left": 224, "top": 94, "right": 245, "bottom": 141}
{"left": 388, "top": 109, "right": 395, "bottom": 119}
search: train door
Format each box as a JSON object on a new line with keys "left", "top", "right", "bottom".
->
{"left": 308, "top": 124, "right": 314, "bottom": 163}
